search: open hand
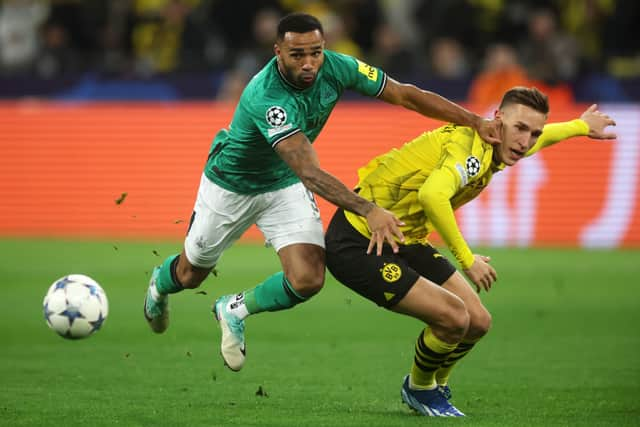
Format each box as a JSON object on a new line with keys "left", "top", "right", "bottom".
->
{"left": 463, "top": 254, "right": 497, "bottom": 292}
{"left": 580, "top": 104, "right": 617, "bottom": 140}
{"left": 365, "top": 206, "right": 405, "bottom": 255}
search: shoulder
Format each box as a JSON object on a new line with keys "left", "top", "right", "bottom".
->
{"left": 439, "top": 125, "right": 492, "bottom": 179}
{"left": 322, "top": 50, "right": 364, "bottom": 77}
{"left": 437, "top": 125, "right": 476, "bottom": 153}
{"left": 323, "top": 49, "right": 356, "bottom": 66}
{"left": 241, "top": 62, "right": 296, "bottom": 112}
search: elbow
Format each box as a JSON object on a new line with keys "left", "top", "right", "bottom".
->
{"left": 399, "top": 83, "right": 423, "bottom": 111}
{"left": 384, "top": 82, "right": 414, "bottom": 109}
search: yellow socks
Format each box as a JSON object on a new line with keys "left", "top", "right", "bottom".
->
{"left": 410, "top": 327, "right": 458, "bottom": 390}
{"left": 436, "top": 340, "right": 477, "bottom": 386}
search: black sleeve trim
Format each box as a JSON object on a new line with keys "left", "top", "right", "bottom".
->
{"left": 271, "top": 128, "right": 302, "bottom": 149}
{"left": 375, "top": 73, "right": 388, "bottom": 98}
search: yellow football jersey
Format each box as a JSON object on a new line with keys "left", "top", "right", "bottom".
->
{"left": 345, "top": 119, "right": 589, "bottom": 269}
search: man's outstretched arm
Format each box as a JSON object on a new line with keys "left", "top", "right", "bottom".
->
{"left": 379, "top": 77, "right": 501, "bottom": 145}
{"left": 527, "top": 104, "right": 617, "bottom": 156}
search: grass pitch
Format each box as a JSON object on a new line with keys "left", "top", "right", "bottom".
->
{"left": 0, "top": 238, "right": 639, "bottom": 426}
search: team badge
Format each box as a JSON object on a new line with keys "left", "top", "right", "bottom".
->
{"left": 380, "top": 263, "right": 402, "bottom": 283}
{"left": 266, "top": 106, "right": 287, "bottom": 127}
{"left": 465, "top": 156, "right": 481, "bottom": 177}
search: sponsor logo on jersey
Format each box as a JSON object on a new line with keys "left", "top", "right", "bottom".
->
{"left": 356, "top": 59, "right": 378, "bottom": 81}
{"left": 466, "top": 156, "right": 481, "bottom": 177}
{"left": 380, "top": 262, "right": 402, "bottom": 283}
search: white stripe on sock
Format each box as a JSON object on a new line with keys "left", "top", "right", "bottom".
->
{"left": 149, "top": 282, "right": 166, "bottom": 301}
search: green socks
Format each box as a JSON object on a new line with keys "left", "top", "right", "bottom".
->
{"left": 154, "top": 260, "right": 307, "bottom": 318}
{"left": 243, "top": 272, "right": 306, "bottom": 314}
{"left": 154, "top": 254, "right": 184, "bottom": 295}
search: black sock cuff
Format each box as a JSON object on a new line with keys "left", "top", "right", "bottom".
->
{"left": 169, "top": 255, "right": 184, "bottom": 288}
{"left": 282, "top": 276, "right": 306, "bottom": 302}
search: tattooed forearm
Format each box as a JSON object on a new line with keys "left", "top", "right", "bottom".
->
{"left": 300, "top": 168, "right": 374, "bottom": 217}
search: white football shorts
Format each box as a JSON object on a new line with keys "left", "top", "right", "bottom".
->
{"left": 184, "top": 174, "right": 325, "bottom": 268}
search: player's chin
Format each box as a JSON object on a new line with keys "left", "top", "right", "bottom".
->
{"left": 506, "top": 153, "right": 524, "bottom": 165}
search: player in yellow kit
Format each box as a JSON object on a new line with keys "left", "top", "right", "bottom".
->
{"left": 324, "top": 87, "right": 617, "bottom": 417}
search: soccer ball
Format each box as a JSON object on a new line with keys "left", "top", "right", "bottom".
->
{"left": 43, "top": 274, "right": 109, "bottom": 339}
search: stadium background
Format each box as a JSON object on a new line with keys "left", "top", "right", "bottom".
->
{"left": 2, "top": 2, "right": 639, "bottom": 426}
{"left": 2, "top": 101, "right": 639, "bottom": 247}
{"left": 1, "top": 0, "right": 639, "bottom": 247}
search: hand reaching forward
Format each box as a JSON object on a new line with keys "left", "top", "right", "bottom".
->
{"left": 463, "top": 254, "right": 497, "bottom": 293}
{"left": 581, "top": 104, "right": 617, "bottom": 140}
{"left": 365, "top": 206, "right": 405, "bottom": 255}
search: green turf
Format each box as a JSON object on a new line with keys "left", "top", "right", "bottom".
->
{"left": 1, "top": 238, "right": 639, "bottom": 426}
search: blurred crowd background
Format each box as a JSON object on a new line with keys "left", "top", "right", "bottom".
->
{"left": 0, "top": 0, "right": 638, "bottom": 103}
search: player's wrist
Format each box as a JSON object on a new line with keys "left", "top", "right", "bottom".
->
{"left": 459, "top": 252, "right": 475, "bottom": 270}
{"left": 469, "top": 114, "right": 485, "bottom": 131}
{"left": 361, "top": 201, "right": 377, "bottom": 218}
{"left": 573, "top": 118, "right": 591, "bottom": 136}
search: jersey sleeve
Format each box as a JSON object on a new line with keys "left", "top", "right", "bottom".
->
{"left": 244, "top": 94, "right": 303, "bottom": 148}
{"left": 418, "top": 145, "right": 475, "bottom": 269}
{"left": 328, "top": 51, "right": 387, "bottom": 98}
{"left": 526, "top": 119, "right": 589, "bottom": 156}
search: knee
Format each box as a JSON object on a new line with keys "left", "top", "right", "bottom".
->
{"left": 440, "top": 296, "right": 470, "bottom": 342}
{"left": 287, "top": 267, "right": 326, "bottom": 298}
{"left": 467, "top": 308, "right": 492, "bottom": 340}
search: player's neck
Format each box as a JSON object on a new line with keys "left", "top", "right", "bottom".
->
{"left": 276, "top": 61, "right": 306, "bottom": 91}
{"left": 491, "top": 149, "right": 503, "bottom": 168}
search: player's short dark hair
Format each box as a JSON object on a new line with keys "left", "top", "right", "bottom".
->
{"left": 277, "top": 12, "right": 324, "bottom": 40}
{"left": 499, "top": 87, "right": 549, "bottom": 115}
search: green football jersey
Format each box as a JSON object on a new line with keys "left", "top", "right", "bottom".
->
{"left": 204, "top": 50, "right": 387, "bottom": 194}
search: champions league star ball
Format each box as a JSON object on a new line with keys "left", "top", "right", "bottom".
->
{"left": 43, "top": 274, "right": 109, "bottom": 339}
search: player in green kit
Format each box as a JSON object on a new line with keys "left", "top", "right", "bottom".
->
{"left": 324, "top": 87, "right": 617, "bottom": 416}
{"left": 143, "top": 12, "right": 501, "bottom": 372}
